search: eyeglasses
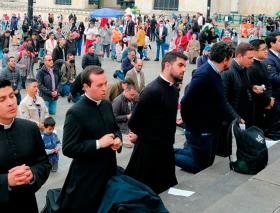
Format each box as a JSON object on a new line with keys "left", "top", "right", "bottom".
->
{"left": 45, "top": 59, "right": 53, "bottom": 62}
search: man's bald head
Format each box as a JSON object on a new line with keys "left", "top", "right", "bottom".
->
{"left": 134, "top": 59, "right": 143, "bottom": 71}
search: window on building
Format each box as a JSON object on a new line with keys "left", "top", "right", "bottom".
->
{"left": 154, "top": 0, "right": 179, "bottom": 11}
{"left": 89, "top": 0, "right": 98, "bottom": 4}
{"left": 55, "top": 0, "right": 71, "bottom": 5}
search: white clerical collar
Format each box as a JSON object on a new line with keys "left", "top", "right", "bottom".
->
{"left": 0, "top": 119, "right": 14, "bottom": 129}
{"left": 85, "top": 93, "right": 102, "bottom": 105}
{"left": 160, "top": 74, "right": 174, "bottom": 86}
{"left": 270, "top": 49, "right": 280, "bottom": 58}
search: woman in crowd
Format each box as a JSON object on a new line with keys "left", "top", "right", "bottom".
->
{"left": 173, "top": 29, "right": 188, "bottom": 53}
{"left": 186, "top": 33, "right": 200, "bottom": 64}
{"left": 116, "top": 38, "right": 127, "bottom": 62}
{"left": 84, "top": 22, "right": 99, "bottom": 53}
{"left": 136, "top": 24, "right": 145, "bottom": 59}
{"left": 76, "top": 22, "right": 85, "bottom": 56}
{"left": 100, "top": 23, "right": 112, "bottom": 58}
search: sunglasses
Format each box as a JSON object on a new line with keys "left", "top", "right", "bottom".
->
{"left": 45, "top": 59, "right": 53, "bottom": 62}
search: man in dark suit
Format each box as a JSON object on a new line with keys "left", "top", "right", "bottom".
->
{"left": 52, "top": 37, "right": 67, "bottom": 63}
{"left": 121, "top": 49, "right": 136, "bottom": 77}
{"left": 263, "top": 32, "right": 280, "bottom": 130}
{"left": 31, "top": 32, "right": 40, "bottom": 58}
{"left": 125, "top": 59, "right": 145, "bottom": 94}
{"left": 58, "top": 66, "right": 122, "bottom": 212}
{"left": 0, "top": 77, "right": 51, "bottom": 212}
{"left": 154, "top": 19, "right": 168, "bottom": 61}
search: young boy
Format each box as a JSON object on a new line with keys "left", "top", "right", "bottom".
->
{"left": 41, "top": 117, "right": 61, "bottom": 172}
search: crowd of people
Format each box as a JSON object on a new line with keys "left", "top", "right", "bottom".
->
{"left": 0, "top": 9, "right": 280, "bottom": 213}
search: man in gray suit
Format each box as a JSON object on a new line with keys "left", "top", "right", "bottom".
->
{"left": 125, "top": 59, "right": 145, "bottom": 95}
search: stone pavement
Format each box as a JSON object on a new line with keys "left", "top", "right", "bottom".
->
{"left": 2, "top": 35, "right": 280, "bottom": 213}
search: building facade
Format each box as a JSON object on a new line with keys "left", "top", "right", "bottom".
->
{"left": 135, "top": 0, "right": 280, "bottom": 17}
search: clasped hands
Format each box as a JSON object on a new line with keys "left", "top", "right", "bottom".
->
{"left": 99, "top": 134, "right": 122, "bottom": 151}
{"left": 8, "top": 164, "right": 34, "bottom": 187}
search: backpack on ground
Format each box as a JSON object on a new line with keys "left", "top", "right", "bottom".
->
{"left": 229, "top": 119, "right": 268, "bottom": 175}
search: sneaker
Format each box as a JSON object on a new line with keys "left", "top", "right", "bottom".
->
{"left": 123, "top": 140, "right": 133, "bottom": 148}
{"left": 113, "top": 70, "right": 118, "bottom": 78}
{"left": 154, "top": 58, "right": 159, "bottom": 61}
{"left": 51, "top": 169, "right": 57, "bottom": 173}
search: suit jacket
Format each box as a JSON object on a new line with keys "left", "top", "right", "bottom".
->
{"left": 263, "top": 50, "right": 280, "bottom": 99}
{"left": 31, "top": 39, "right": 40, "bottom": 53}
{"left": 155, "top": 26, "right": 168, "bottom": 42}
{"left": 121, "top": 57, "right": 134, "bottom": 76}
{"left": 125, "top": 68, "right": 145, "bottom": 94}
{"left": 125, "top": 20, "right": 135, "bottom": 36}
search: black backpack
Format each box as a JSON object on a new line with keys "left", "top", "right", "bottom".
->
{"left": 229, "top": 119, "right": 268, "bottom": 175}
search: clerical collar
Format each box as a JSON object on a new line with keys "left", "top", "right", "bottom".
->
{"left": 0, "top": 119, "right": 14, "bottom": 129}
{"left": 160, "top": 74, "right": 174, "bottom": 86}
{"left": 253, "top": 58, "right": 262, "bottom": 62}
{"left": 270, "top": 49, "right": 280, "bottom": 58}
{"left": 85, "top": 93, "right": 102, "bottom": 105}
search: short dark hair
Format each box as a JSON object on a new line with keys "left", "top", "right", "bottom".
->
{"left": 32, "top": 32, "right": 38, "bottom": 36}
{"left": 95, "top": 34, "right": 101, "bottom": 38}
{"left": 43, "top": 117, "right": 56, "bottom": 128}
{"left": 25, "top": 38, "right": 32, "bottom": 43}
{"left": 122, "top": 78, "right": 135, "bottom": 87}
{"left": 49, "top": 32, "right": 54, "bottom": 36}
{"left": 125, "top": 84, "right": 136, "bottom": 91}
{"left": 235, "top": 42, "right": 255, "bottom": 56}
{"left": 8, "top": 56, "right": 14, "bottom": 62}
{"left": 161, "top": 51, "right": 188, "bottom": 71}
{"left": 210, "top": 42, "right": 234, "bottom": 63}
{"left": 88, "top": 43, "right": 94, "bottom": 49}
{"left": 81, "top": 66, "right": 104, "bottom": 86}
{"left": 5, "top": 30, "right": 11, "bottom": 34}
{"left": 0, "top": 77, "right": 12, "bottom": 89}
{"left": 26, "top": 45, "right": 34, "bottom": 52}
{"left": 67, "top": 53, "right": 73, "bottom": 59}
{"left": 25, "top": 78, "right": 37, "bottom": 87}
{"left": 265, "top": 32, "right": 280, "bottom": 48}
{"left": 249, "top": 39, "right": 266, "bottom": 51}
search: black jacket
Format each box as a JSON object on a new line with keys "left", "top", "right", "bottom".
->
{"left": 221, "top": 60, "right": 253, "bottom": 123}
{"left": 0, "top": 34, "right": 10, "bottom": 49}
{"left": 81, "top": 53, "right": 101, "bottom": 69}
{"left": 52, "top": 45, "right": 67, "bottom": 62}
{"left": 155, "top": 26, "right": 168, "bottom": 42}
{"left": 31, "top": 39, "right": 40, "bottom": 52}
{"left": 36, "top": 65, "right": 61, "bottom": 101}
{"left": 125, "top": 20, "right": 135, "bottom": 36}
{"left": 70, "top": 72, "right": 84, "bottom": 95}
{"left": 38, "top": 33, "right": 48, "bottom": 49}
{"left": 65, "top": 39, "right": 76, "bottom": 55}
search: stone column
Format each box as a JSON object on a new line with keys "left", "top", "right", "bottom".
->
{"left": 230, "top": 0, "right": 239, "bottom": 13}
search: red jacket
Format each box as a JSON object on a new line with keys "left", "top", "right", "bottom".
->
{"left": 173, "top": 35, "right": 188, "bottom": 51}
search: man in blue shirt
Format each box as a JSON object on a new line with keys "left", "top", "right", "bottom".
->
{"left": 177, "top": 42, "right": 233, "bottom": 173}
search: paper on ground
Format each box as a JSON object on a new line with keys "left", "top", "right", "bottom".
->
{"left": 168, "top": 188, "right": 195, "bottom": 197}
{"left": 266, "top": 139, "right": 280, "bottom": 149}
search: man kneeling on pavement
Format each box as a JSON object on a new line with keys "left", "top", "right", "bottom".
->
{"left": 112, "top": 82, "right": 137, "bottom": 148}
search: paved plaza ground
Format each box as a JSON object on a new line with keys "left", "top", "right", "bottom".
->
{"left": 2, "top": 35, "right": 280, "bottom": 213}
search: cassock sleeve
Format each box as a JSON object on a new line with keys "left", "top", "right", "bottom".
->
{"left": 62, "top": 110, "right": 99, "bottom": 159}
{"left": 0, "top": 174, "right": 9, "bottom": 203}
{"left": 29, "top": 125, "right": 51, "bottom": 193}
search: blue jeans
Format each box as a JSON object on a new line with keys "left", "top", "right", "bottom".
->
{"left": 15, "top": 92, "right": 21, "bottom": 105}
{"left": 72, "top": 93, "right": 81, "bottom": 103}
{"left": 1, "top": 22, "right": 5, "bottom": 30}
{"left": 45, "top": 100, "right": 57, "bottom": 114}
{"left": 111, "top": 42, "right": 117, "bottom": 59}
{"left": 0, "top": 49, "right": 3, "bottom": 59}
{"left": 21, "top": 76, "right": 27, "bottom": 89}
{"left": 76, "top": 38, "right": 83, "bottom": 56}
{"left": 174, "top": 132, "right": 217, "bottom": 173}
{"left": 156, "top": 41, "right": 165, "bottom": 59}
{"left": 143, "top": 48, "right": 148, "bottom": 57}
{"left": 61, "top": 84, "right": 71, "bottom": 95}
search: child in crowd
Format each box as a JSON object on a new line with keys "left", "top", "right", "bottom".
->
{"left": 41, "top": 117, "right": 61, "bottom": 173}
{"left": 142, "top": 35, "right": 151, "bottom": 61}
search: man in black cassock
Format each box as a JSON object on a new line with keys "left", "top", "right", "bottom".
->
{"left": 125, "top": 52, "right": 188, "bottom": 194}
{"left": 58, "top": 66, "right": 122, "bottom": 212}
{"left": 0, "top": 77, "right": 51, "bottom": 213}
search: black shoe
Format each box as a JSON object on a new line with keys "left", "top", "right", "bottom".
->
{"left": 154, "top": 58, "right": 159, "bottom": 61}
{"left": 67, "top": 94, "right": 72, "bottom": 103}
